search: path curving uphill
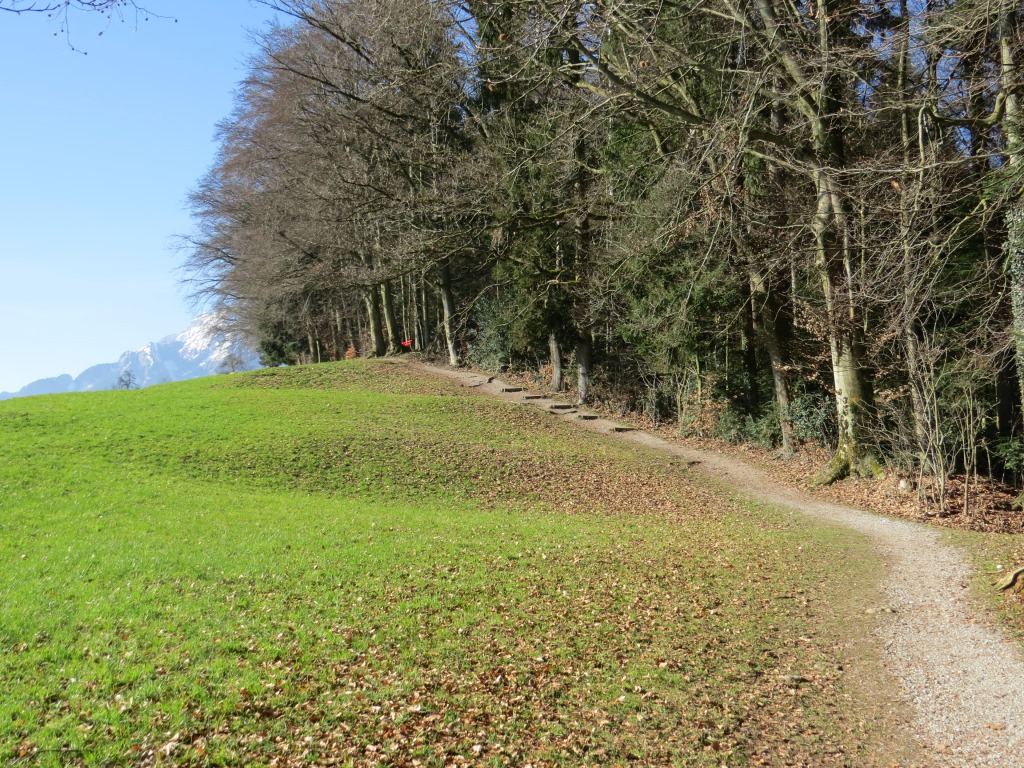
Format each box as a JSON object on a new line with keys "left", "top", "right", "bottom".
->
{"left": 410, "top": 360, "right": 1024, "bottom": 767}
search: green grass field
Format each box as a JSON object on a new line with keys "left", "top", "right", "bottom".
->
{"left": 1, "top": 361, "right": 901, "bottom": 766}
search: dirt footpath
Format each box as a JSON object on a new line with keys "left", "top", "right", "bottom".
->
{"left": 412, "top": 360, "right": 1024, "bottom": 768}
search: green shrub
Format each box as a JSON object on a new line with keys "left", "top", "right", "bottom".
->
{"left": 786, "top": 389, "right": 837, "bottom": 448}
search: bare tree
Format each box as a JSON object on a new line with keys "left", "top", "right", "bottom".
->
{"left": 115, "top": 369, "right": 138, "bottom": 390}
{"left": 181, "top": 0, "right": 1024, "bottom": 500}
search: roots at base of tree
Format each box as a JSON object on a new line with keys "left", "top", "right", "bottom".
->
{"left": 773, "top": 444, "right": 796, "bottom": 461}
{"left": 996, "top": 566, "right": 1024, "bottom": 591}
{"left": 812, "top": 440, "right": 883, "bottom": 487}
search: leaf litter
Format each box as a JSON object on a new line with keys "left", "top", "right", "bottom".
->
{"left": 1, "top": 360, "right": 912, "bottom": 766}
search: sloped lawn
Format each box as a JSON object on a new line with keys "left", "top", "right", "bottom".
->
{"left": 1, "top": 360, "right": 899, "bottom": 766}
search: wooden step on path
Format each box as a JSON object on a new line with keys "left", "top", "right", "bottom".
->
{"left": 522, "top": 394, "right": 545, "bottom": 400}
{"left": 610, "top": 425, "right": 634, "bottom": 433}
{"left": 576, "top": 414, "right": 598, "bottom": 421}
{"left": 501, "top": 386, "right": 525, "bottom": 393}
{"left": 548, "top": 403, "right": 575, "bottom": 411}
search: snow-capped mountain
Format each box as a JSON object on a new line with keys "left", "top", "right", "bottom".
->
{"left": 0, "top": 314, "right": 262, "bottom": 400}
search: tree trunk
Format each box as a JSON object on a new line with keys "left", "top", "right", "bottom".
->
{"left": 812, "top": 174, "right": 880, "bottom": 484}
{"left": 742, "top": 280, "right": 760, "bottom": 414}
{"left": 411, "top": 273, "right": 421, "bottom": 352}
{"left": 576, "top": 330, "right": 593, "bottom": 405}
{"left": 817, "top": 318, "right": 879, "bottom": 484}
{"left": 420, "top": 271, "right": 432, "bottom": 349}
{"left": 749, "top": 268, "right": 795, "bottom": 456}
{"left": 1007, "top": 208, "right": 1024, "bottom": 413}
{"left": 355, "top": 306, "right": 366, "bottom": 354}
{"left": 997, "top": 351, "right": 1018, "bottom": 440}
{"left": 896, "top": 10, "right": 941, "bottom": 480}
{"left": 380, "top": 281, "right": 402, "bottom": 354}
{"left": 400, "top": 275, "right": 410, "bottom": 348}
{"left": 997, "top": 7, "right": 1024, "bottom": 423}
{"left": 343, "top": 314, "right": 357, "bottom": 356}
{"left": 364, "top": 287, "right": 386, "bottom": 357}
{"left": 549, "top": 332, "right": 564, "bottom": 392}
{"left": 752, "top": 0, "right": 878, "bottom": 482}
{"left": 439, "top": 262, "right": 460, "bottom": 366}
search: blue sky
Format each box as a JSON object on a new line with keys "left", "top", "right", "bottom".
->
{"left": 0, "top": 1, "right": 281, "bottom": 393}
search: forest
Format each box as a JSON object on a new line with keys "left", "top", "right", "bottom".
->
{"left": 183, "top": 0, "right": 1024, "bottom": 510}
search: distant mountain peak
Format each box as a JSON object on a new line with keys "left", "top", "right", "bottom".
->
{"left": 0, "top": 314, "right": 261, "bottom": 400}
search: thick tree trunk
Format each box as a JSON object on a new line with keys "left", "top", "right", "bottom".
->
{"left": 439, "top": 263, "right": 460, "bottom": 366}
{"left": 307, "top": 331, "right": 317, "bottom": 364}
{"left": 822, "top": 331, "right": 878, "bottom": 479}
{"left": 1004, "top": 9, "right": 1024, "bottom": 410}
{"left": 549, "top": 332, "right": 564, "bottom": 392}
{"left": 999, "top": 9, "right": 1024, "bottom": 432}
{"left": 749, "top": 269, "right": 794, "bottom": 456}
{"left": 1008, "top": 208, "right": 1024, "bottom": 412}
{"left": 364, "top": 287, "right": 386, "bottom": 357}
{"left": 380, "top": 281, "right": 403, "bottom": 354}
{"left": 813, "top": 175, "right": 880, "bottom": 484}
{"left": 816, "top": 324, "right": 880, "bottom": 484}
{"left": 753, "top": 0, "right": 878, "bottom": 482}
{"left": 576, "top": 330, "right": 593, "bottom": 405}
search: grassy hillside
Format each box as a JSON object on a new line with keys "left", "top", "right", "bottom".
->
{"left": 1, "top": 361, "right": 906, "bottom": 766}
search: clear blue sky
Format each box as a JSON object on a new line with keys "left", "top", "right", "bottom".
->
{"left": 0, "top": 1, "right": 281, "bottom": 393}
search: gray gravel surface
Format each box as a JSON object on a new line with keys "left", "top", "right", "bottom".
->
{"left": 416, "top": 361, "right": 1024, "bottom": 767}
{"left": 639, "top": 442, "right": 1024, "bottom": 768}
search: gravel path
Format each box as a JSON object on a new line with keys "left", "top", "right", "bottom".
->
{"left": 413, "top": 361, "right": 1024, "bottom": 767}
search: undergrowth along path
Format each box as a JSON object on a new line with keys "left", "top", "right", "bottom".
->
{"left": 412, "top": 360, "right": 1024, "bottom": 767}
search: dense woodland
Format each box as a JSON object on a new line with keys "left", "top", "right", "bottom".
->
{"left": 183, "top": 0, "right": 1024, "bottom": 507}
